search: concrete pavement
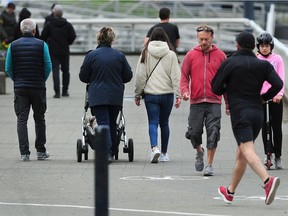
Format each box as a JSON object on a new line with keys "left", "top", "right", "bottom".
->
{"left": 0, "top": 55, "right": 287, "bottom": 216}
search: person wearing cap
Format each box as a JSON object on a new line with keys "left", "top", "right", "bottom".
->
{"left": 212, "top": 31, "right": 283, "bottom": 205}
{"left": 5, "top": 18, "right": 52, "bottom": 161}
{"left": 180, "top": 25, "right": 227, "bottom": 176}
{"left": 256, "top": 32, "right": 285, "bottom": 169}
{"left": 41, "top": 4, "right": 76, "bottom": 98}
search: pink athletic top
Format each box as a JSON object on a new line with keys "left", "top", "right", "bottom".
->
{"left": 258, "top": 53, "right": 285, "bottom": 96}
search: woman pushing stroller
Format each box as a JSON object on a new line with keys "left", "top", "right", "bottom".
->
{"left": 79, "top": 27, "right": 133, "bottom": 163}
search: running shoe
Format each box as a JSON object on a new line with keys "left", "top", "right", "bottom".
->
{"left": 218, "top": 186, "right": 233, "bottom": 204}
{"left": 263, "top": 176, "right": 280, "bottom": 205}
{"left": 195, "top": 147, "right": 204, "bottom": 171}
{"left": 159, "top": 153, "right": 169, "bottom": 162}
{"left": 150, "top": 147, "right": 160, "bottom": 163}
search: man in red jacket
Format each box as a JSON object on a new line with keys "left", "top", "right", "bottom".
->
{"left": 180, "top": 25, "right": 226, "bottom": 176}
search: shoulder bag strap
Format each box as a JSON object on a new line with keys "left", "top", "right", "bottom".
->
{"left": 143, "top": 57, "right": 162, "bottom": 87}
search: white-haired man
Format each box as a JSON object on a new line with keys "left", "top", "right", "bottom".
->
{"left": 5, "top": 18, "right": 52, "bottom": 161}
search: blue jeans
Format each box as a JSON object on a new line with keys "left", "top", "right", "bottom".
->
{"left": 144, "top": 93, "right": 174, "bottom": 153}
{"left": 91, "top": 105, "right": 121, "bottom": 157}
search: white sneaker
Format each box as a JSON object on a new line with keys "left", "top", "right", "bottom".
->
{"left": 150, "top": 147, "right": 160, "bottom": 163}
{"left": 275, "top": 158, "right": 283, "bottom": 169}
{"left": 159, "top": 153, "right": 169, "bottom": 162}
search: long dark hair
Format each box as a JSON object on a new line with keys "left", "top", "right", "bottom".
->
{"left": 140, "top": 27, "right": 173, "bottom": 63}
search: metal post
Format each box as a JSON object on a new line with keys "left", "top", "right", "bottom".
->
{"left": 0, "top": 72, "right": 6, "bottom": 94}
{"left": 244, "top": 1, "right": 254, "bottom": 33}
{"left": 88, "top": 23, "right": 93, "bottom": 51}
{"left": 94, "top": 125, "right": 109, "bottom": 216}
{"left": 131, "top": 23, "right": 135, "bottom": 52}
{"left": 244, "top": 1, "right": 254, "bottom": 20}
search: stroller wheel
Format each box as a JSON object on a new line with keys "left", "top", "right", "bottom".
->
{"left": 83, "top": 145, "right": 89, "bottom": 160}
{"left": 128, "top": 138, "right": 134, "bottom": 162}
{"left": 77, "top": 139, "right": 83, "bottom": 162}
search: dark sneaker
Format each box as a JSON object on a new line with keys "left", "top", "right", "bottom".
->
{"left": 62, "top": 92, "right": 69, "bottom": 97}
{"left": 264, "top": 176, "right": 280, "bottom": 205}
{"left": 203, "top": 164, "right": 213, "bottom": 176}
{"left": 195, "top": 147, "right": 204, "bottom": 171}
{"left": 21, "top": 154, "right": 30, "bottom": 162}
{"left": 53, "top": 93, "right": 60, "bottom": 98}
{"left": 37, "top": 151, "right": 50, "bottom": 160}
{"left": 218, "top": 186, "right": 233, "bottom": 204}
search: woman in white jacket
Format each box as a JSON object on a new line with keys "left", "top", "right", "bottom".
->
{"left": 134, "top": 27, "right": 182, "bottom": 163}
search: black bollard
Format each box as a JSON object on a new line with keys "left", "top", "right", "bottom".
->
{"left": 94, "top": 125, "right": 109, "bottom": 216}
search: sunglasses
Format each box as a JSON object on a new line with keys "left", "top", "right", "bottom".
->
{"left": 196, "top": 27, "right": 214, "bottom": 34}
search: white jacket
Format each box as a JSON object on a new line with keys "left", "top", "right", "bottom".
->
{"left": 134, "top": 41, "right": 181, "bottom": 98}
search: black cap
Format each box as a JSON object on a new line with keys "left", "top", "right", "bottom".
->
{"left": 236, "top": 32, "right": 255, "bottom": 49}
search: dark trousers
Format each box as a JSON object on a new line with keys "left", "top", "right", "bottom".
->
{"left": 14, "top": 89, "right": 47, "bottom": 155}
{"left": 262, "top": 101, "right": 283, "bottom": 158}
{"left": 91, "top": 105, "right": 121, "bottom": 157}
{"left": 51, "top": 54, "right": 70, "bottom": 94}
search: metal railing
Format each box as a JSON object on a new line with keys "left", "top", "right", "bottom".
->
{"left": 34, "top": 17, "right": 263, "bottom": 53}
{"left": 34, "top": 18, "right": 288, "bottom": 101}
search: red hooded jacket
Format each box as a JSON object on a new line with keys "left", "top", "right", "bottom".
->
{"left": 181, "top": 45, "right": 226, "bottom": 104}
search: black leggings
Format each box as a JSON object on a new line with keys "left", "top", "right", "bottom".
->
{"left": 261, "top": 101, "right": 283, "bottom": 158}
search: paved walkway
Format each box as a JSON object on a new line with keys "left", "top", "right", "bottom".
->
{"left": 0, "top": 55, "right": 287, "bottom": 216}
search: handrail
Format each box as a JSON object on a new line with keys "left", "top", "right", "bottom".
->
{"left": 34, "top": 18, "right": 288, "bottom": 99}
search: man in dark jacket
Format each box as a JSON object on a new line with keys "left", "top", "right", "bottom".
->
{"left": 41, "top": 4, "right": 76, "bottom": 98}
{"left": 212, "top": 32, "right": 282, "bottom": 205}
{"left": 5, "top": 18, "right": 52, "bottom": 161}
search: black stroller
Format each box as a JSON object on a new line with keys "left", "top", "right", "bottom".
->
{"left": 76, "top": 84, "right": 134, "bottom": 162}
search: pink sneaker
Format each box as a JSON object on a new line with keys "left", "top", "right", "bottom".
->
{"left": 264, "top": 176, "right": 280, "bottom": 205}
{"left": 218, "top": 186, "right": 233, "bottom": 204}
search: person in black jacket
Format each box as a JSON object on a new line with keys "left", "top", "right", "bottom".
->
{"left": 212, "top": 32, "right": 283, "bottom": 205}
{"left": 14, "top": 7, "right": 40, "bottom": 40}
{"left": 79, "top": 26, "right": 133, "bottom": 163}
{"left": 0, "top": 2, "right": 16, "bottom": 43}
{"left": 41, "top": 4, "right": 76, "bottom": 98}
